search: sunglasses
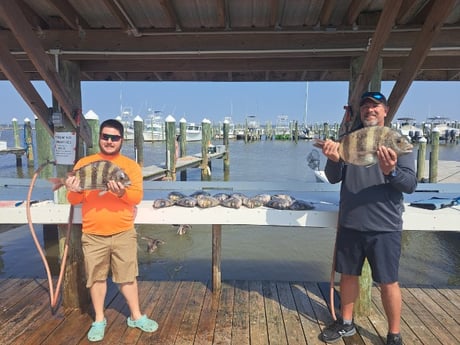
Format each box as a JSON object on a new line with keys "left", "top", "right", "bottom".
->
{"left": 101, "top": 133, "right": 122, "bottom": 142}
{"left": 361, "top": 91, "right": 384, "bottom": 100}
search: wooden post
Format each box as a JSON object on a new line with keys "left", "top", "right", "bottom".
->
{"left": 85, "top": 112, "right": 99, "bottom": 156}
{"left": 55, "top": 59, "right": 90, "bottom": 311}
{"left": 201, "top": 119, "right": 212, "bottom": 180}
{"left": 133, "top": 116, "right": 144, "bottom": 166}
{"left": 293, "top": 121, "right": 298, "bottom": 143}
{"left": 223, "top": 119, "right": 230, "bottom": 179}
{"left": 35, "top": 116, "right": 54, "bottom": 177}
{"left": 429, "top": 129, "right": 440, "bottom": 183}
{"left": 23, "top": 118, "right": 34, "bottom": 167}
{"left": 12, "top": 117, "right": 20, "bottom": 148}
{"left": 417, "top": 137, "right": 427, "bottom": 182}
{"left": 165, "top": 115, "right": 176, "bottom": 180}
{"left": 348, "top": 56, "right": 383, "bottom": 317}
{"left": 179, "top": 119, "right": 187, "bottom": 181}
{"left": 212, "top": 224, "right": 222, "bottom": 293}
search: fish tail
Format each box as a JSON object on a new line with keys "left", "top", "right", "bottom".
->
{"left": 48, "top": 177, "right": 65, "bottom": 191}
{"left": 313, "top": 139, "right": 325, "bottom": 148}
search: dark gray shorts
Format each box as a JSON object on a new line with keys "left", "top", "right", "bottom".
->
{"left": 335, "top": 227, "right": 402, "bottom": 284}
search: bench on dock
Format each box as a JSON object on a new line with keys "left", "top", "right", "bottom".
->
{"left": 2, "top": 181, "right": 460, "bottom": 294}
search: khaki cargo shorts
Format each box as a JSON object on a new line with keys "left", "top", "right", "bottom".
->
{"left": 81, "top": 228, "right": 138, "bottom": 288}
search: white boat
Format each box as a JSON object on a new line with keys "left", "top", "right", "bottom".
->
{"left": 143, "top": 112, "right": 165, "bottom": 142}
{"left": 274, "top": 115, "right": 291, "bottom": 140}
{"left": 394, "top": 117, "right": 424, "bottom": 143}
{"left": 117, "top": 107, "right": 135, "bottom": 140}
{"left": 185, "top": 123, "right": 202, "bottom": 142}
{"left": 426, "top": 116, "right": 459, "bottom": 142}
{"left": 217, "top": 116, "right": 235, "bottom": 139}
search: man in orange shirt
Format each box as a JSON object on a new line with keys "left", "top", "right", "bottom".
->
{"left": 65, "top": 119, "right": 157, "bottom": 342}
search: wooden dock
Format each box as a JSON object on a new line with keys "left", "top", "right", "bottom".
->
{"left": 0, "top": 278, "right": 458, "bottom": 345}
{"left": 142, "top": 152, "right": 226, "bottom": 180}
{"left": 0, "top": 147, "right": 25, "bottom": 166}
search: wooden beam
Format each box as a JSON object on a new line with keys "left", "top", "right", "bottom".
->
{"left": 102, "top": 0, "right": 130, "bottom": 30}
{"left": 320, "top": 0, "right": 336, "bottom": 26}
{"left": 349, "top": 0, "right": 403, "bottom": 104}
{"left": 386, "top": 0, "right": 457, "bottom": 124}
{"left": 48, "top": 0, "right": 90, "bottom": 29}
{"left": 0, "top": 42, "right": 53, "bottom": 136}
{"left": 344, "top": 0, "right": 371, "bottom": 25}
{"left": 0, "top": 0, "right": 91, "bottom": 145}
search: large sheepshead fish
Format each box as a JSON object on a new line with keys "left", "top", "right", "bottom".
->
{"left": 314, "top": 126, "right": 413, "bottom": 167}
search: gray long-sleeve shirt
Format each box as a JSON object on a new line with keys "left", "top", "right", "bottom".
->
{"left": 325, "top": 151, "right": 417, "bottom": 232}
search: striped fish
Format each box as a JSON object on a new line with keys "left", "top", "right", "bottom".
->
{"left": 314, "top": 126, "right": 413, "bottom": 167}
{"left": 49, "top": 160, "right": 131, "bottom": 192}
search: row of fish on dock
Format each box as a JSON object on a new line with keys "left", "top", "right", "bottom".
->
{"left": 152, "top": 191, "right": 315, "bottom": 210}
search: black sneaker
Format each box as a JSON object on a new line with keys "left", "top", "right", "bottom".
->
{"left": 319, "top": 319, "right": 356, "bottom": 343}
{"left": 386, "top": 333, "right": 403, "bottom": 345}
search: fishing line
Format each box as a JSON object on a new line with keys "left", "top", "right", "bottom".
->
{"left": 26, "top": 160, "right": 73, "bottom": 312}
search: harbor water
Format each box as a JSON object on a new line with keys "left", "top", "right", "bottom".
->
{"left": 0, "top": 129, "right": 459, "bottom": 285}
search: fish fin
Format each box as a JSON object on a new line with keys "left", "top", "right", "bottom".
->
{"left": 48, "top": 177, "right": 65, "bottom": 191}
{"left": 313, "top": 139, "right": 325, "bottom": 148}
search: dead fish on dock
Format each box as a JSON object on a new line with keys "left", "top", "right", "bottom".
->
{"left": 289, "top": 200, "right": 315, "bottom": 210}
{"left": 243, "top": 197, "right": 264, "bottom": 208}
{"left": 313, "top": 126, "right": 413, "bottom": 167}
{"left": 152, "top": 199, "right": 175, "bottom": 208}
{"left": 220, "top": 196, "right": 243, "bottom": 209}
{"left": 140, "top": 236, "right": 165, "bottom": 253}
{"left": 175, "top": 197, "right": 198, "bottom": 207}
{"left": 266, "top": 198, "right": 292, "bottom": 210}
{"left": 190, "top": 191, "right": 211, "bottom": 198}
{"left": 272, "top": 194, "right": 295, "bottom": 204}
{"left": 253, "top": 194, "right": 272, "bottom": 205}
{"left": 213, "top": 193, "right": 231, "bottom": 202}
{"left": 49, "top": 160, "right": 131, "bottom": 192}
{"left": 176, "top": 224, "right": 192, "bottom": 235}
{"left": 168, "top": 191, "right": 186, "bottom": 201}
{"left": 196, "top": 195, "right": 221, "bottom": 208}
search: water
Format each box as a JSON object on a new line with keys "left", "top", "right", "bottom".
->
{"left": 1, "top": 129, "right": 459, "bottom": 285}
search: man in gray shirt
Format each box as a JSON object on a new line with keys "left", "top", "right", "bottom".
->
{"left": 319, "top": 92, "right": 417, "bottom": 345}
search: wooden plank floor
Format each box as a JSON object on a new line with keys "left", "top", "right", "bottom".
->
{"left": 0, "top": 278, "right": 458, "bottom": 345}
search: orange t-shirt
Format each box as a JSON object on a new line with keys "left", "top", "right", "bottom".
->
{"left": 67, "top": 152, "right": 143, "bottom": 235}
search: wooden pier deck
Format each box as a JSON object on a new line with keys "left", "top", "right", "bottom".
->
{"left": 1, "top": 278, "right": 458, "bottom": 345}
{"left": 142, "top": 152, "right": 226, "bottom": 180}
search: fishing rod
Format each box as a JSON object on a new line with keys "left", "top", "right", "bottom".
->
{"left": 25, "top": 159, "right": 74, "bottom": 312}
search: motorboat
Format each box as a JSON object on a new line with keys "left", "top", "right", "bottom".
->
{"left": 394, "top": 117, "right": 424, "bottom": 143}
{"left": 185, "top": 123, "right": 202, "bottom": 142}
{"left": 274, "top": 115, "right": 291, "bottom": 140}
{"left": 117, "top": 107, "right": 135, "bottom": 140}
{"left": 143, "top": 111, "right": 165, "bottom": 142}
{"left": 426, "top": 116, "right": 459, "bottom": 143}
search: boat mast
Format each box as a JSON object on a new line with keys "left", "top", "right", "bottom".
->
{"left": 303, "top": 82, "right": 309, "bottom": 126}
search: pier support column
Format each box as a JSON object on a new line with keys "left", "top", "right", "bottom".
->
{"left": 54, "top": 59, "right": 90, "bottom": 311}
{"left": 201, "top": 119, "right": 212, "bottom": 181}
{"left": 347, "top": 56, "right": 383, "bottom": 317}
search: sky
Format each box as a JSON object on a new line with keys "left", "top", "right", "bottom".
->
{"left": 0, "top": 79, "right": 459, "bottom": 126}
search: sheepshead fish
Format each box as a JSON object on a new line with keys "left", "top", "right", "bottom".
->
{"left": 313, "top": 126, "right": 413, "bottom": 167}
{"left": 168, "top": 191, "right": 186, "bottom": 201}
{"left": 49, "top": 160, "right": 131, "bottom": 192}
{"left": 253, "top": 193, "right": 271, "bottom": 205}
{"left": 152, "top": 198, "right": 175, "bottom": 208}
{"left": 213, "top": 193, "right": 231, "bottom": 202}
{"left": 266, "top": 198, "right": 292, "bottom": 210}
{"left": 175, "top": 197, "right": 197, "bottom": 207}
{"left": 244, "top": 197, "right": 264, "bottom": 209}
{"left": 196, "top": 196, "right": 220, "bottom": 208}
{"left": 289, "top": 200, "right": 315, "bottom": 210}
{"left": 220, "top": 196, "right": 243, "bottom": 209}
